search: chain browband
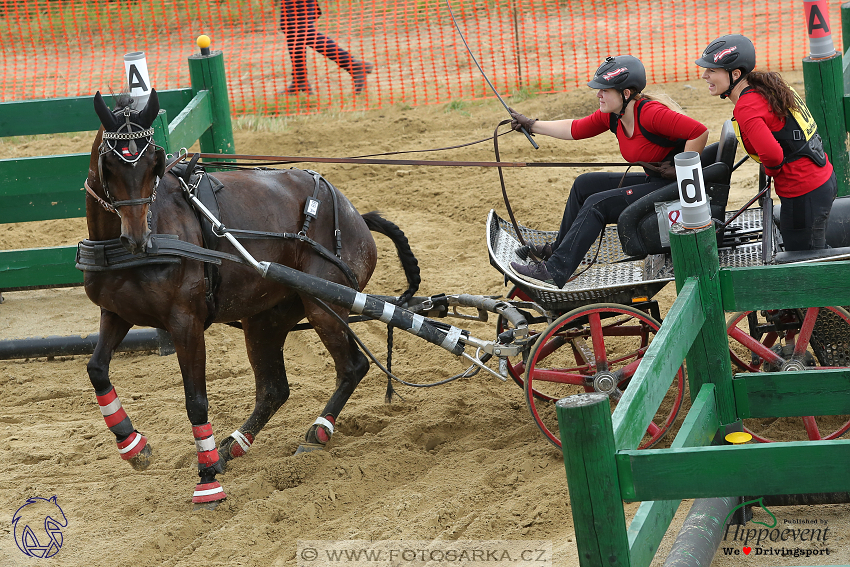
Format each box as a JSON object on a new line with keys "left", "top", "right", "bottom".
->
{"left": 95, "top": 106, "right": 162, "bottom": 216}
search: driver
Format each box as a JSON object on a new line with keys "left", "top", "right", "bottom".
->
{"left": 695, "top": 34, "right": 836, "bottom": 251}
{"left": 509, "top": 55, "right": 708, "bottom": 288}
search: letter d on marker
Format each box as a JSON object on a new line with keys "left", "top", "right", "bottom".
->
{"left": 675, "top": 151, "right": 711, "bottom": 229}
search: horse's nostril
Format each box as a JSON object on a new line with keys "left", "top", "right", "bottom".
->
{"left": 120, "top": 235, "right": 139, "bottom": 254}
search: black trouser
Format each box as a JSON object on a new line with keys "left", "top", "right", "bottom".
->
{"left": 778, "top": 171, "right": 836, "bottom": 251}
{"left": 546, "top": 171, "right": 667, "bottom": 287}
{"left": 280, "top": 0, "right": 354, "bottom": 84}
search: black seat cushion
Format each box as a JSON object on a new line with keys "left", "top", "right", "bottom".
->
{"left": 617, "top": 120, "right": 738, "bottom": 257}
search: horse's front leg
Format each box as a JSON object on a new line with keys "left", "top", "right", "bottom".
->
{"left": 87, "top": 309, "right": 153, "bottom": 471}
{"left": 168, "top": 314, "right": 227, "bottom": 507}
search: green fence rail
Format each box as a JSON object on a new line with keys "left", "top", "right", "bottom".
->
{"left": 555, "top": 223, "right": 850, "bottom": 567}
{"left": 0, "top": 42, "right": 234, "bottom": 292}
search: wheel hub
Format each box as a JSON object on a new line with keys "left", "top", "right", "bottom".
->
{"left": 779, "top": 358, "right": 808, "bottom": 372}
{"left": 592, "top": 371, "right": 619, "bottom": 395}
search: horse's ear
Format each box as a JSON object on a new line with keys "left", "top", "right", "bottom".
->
{"left": 137, "top": 89, "right": 160, "bottom": 129}
{"left": 93, "top": 91, "right": 119, "bottom": 131}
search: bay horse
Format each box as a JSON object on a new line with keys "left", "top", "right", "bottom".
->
{"left": 83, "top": 90, "right": 419, "bottom": 506}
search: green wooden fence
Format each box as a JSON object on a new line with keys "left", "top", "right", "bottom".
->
{"left": 555, "top": 223, "right": 850, "bottom": 567}
{"left": 0, "top": 41, "right": 234, "bottom": 292}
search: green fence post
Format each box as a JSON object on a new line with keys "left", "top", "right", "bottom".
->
{"left": 556, "top": 393, "right": 630, "bottom": 567}
{"left": 151, "top": 109, "right": 171, "bottom": 155}
{"left": 804, "top": 53, "right": 850, "bottom": 196}
{"left": 842, "top": 2, "right": 850, "bottom": 55}
{"left": 187, "top": 37, "right": 235, "bottom": 163}
{"left": 669, "top": 225, "right": 736, "bottom": 424}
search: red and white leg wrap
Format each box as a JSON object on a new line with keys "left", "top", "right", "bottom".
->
{"left": 314, "top": 415, "right": 335, "bottom": 444}
{"left": 192, "top": 481, "right": 226, "bottom": 504}
{"left": 192, "top": 423, "right": 221, "bottom": 468}
{"left": 116, "top": 430, "right": 148, "bottom": 460}
{"left": 96, "top": 387, "right": 144, "bottom": 457}
{"left": 228, "top": 430, "right": 254, "bottom": 458}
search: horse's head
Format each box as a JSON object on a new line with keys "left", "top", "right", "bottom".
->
{"left": 93, "top": 90, "right": 165, "bottom": 254}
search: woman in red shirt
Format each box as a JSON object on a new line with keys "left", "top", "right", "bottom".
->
{"left": 509, "top": 55, "right": 708, "bottom": 287}
{"left": 696, "top": 34, "right": 835, "bottom": 251}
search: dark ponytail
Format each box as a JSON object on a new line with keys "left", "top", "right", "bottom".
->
{"left": 745, "top": 71, "right": 800, "bottom": 117}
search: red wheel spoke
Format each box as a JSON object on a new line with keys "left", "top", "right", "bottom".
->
{"left": 793, "top": 308, "right": 819, "bottom": 359}
{"left": 729, "top": 326, "right": 784, "bottom": 366}
{"left": 802, "top": 416, "right": 822, "bottom": 440}
{"left": 613, "top": 358, "right": 642, "bottom": 382}
{"left": 588, "top": 312, "right": 608, "bottom": 371}
{"left": 528, "top": 368, "right": 587, "bottom": 385}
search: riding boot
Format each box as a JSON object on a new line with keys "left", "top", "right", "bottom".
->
{"left": 349, "top": 61, "right": 374, "bottom": 94}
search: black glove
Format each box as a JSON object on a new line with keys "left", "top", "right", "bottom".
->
{"left": 509, "top": 108, "right": 537, "bottom": 134}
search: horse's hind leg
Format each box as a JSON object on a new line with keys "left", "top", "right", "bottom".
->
{"left": 218, "top": 303, "right": 304, "bottom": 463}
{"left": 298, "top": 298, "right": 370, "bottom": 453}
{"left": 87, "top": 309, "right": 153, "bottom": 471}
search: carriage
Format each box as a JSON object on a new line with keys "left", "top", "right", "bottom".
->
{"left": 83, "top": 93, "right": 850, "bottom": 505}
{"left": 483, "top": 119, "right": 850, "bottom": 449}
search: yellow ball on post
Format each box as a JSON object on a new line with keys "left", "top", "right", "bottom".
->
{"left": 197, "top": 35, "right": 211, "bottom": 56}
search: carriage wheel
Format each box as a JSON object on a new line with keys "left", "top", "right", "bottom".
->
{"left": 727, "top": 307, "right": 850, "bottom": 442}
{"left": 524, "top": 303, "right": 685, "bottom": 449}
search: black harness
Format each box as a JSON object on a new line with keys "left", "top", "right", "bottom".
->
{"left": 608, "top": 99, "right": 687, "bottom": 165}
{"left": 737, "top": 86, "right": 827, "bottom": 168}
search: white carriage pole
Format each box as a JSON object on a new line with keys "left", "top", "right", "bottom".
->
{"left": 124, "top": 51, "right": 151, "bottom": 110}
{"left": 674, "top": 151, "right": 711, "bottom": 229}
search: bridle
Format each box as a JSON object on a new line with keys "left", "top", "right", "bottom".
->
{"left": 88, "top": 106, "right": 163, "bottom": 217}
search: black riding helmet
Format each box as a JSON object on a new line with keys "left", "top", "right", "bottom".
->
{"left": 587, "top": 55, "right": 647, "bottom": 119}
{"left": 695, "top": 34, "right": 756, "bottom": 99}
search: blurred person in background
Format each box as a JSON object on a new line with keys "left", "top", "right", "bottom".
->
{"left": 279, "top": 0, "right": 373, "bottom": 95}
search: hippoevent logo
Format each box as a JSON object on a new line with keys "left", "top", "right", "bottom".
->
{"left": 721, "top": 498, "right": 832, "bottom": 559}
{"left": 12, "top": 496, "right": 67, "bottom": 558}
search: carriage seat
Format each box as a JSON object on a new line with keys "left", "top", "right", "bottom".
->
{"left": 617, "top": 119, "right": 739, "bottom": 257}
{"left": 773, "top": 194, "right": 850, "bottom": 252}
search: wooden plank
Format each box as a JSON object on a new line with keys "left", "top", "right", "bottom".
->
{"left": 0, "top": 89, "right": 193, "bottom": 137}
{"left": 0, "top": 246, "right": 82, "bottom": 290}
{"left": 670, "top": 225, "right": 737, "bottom": 423}
{"left": 617, "top": 440, "right": 850, "bottom": 501}
{"left": 557, "top": 394, "right": 631, "bottom": 567}
{"left": 0, "top": 154, "right": 88, "bottom": 223}
{"left": 168, "top": 90, "right": 212, "bottom": 151}
{"left": 733, "top": 369, "right": 850, "bottom": 418}
{"left": 627, "top": 384, "right": 719, "bottom": 567}
{"left": 719, "top": 262, "right": 850, "bottom": 311}
{"left": 612, "top": 278, "right": 705, "bottom": 450}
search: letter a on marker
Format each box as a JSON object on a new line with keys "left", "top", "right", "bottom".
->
{"left": 128, "top": 64, "right": 148, "bottom": 91}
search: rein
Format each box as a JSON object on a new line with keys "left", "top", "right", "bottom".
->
{"left": 194, "top": 153, "right": 630, "bottom": 169}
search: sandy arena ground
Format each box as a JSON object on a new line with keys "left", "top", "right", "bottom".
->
{"left": 1, "top": 71, "right": 848, "bottom": 566}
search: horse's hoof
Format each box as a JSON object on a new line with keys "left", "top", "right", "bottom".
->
{"left": 126, "top": 443, "right": 153, "bottom": 471}
{"left": 192, "top": 481, "right": 226, "bottom": 507}
{"left": 294, "top": 443, "right": 325, "bottom": 455}
{"left": 193, "top": 500, "right": 224, "bottom": 511}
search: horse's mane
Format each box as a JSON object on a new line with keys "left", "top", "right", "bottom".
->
{"left": 111, "top": 90, "right": 133, "bottom": 112}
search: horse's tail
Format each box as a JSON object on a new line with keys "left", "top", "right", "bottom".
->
{"left": 361, "top": 211, "right": 420, "bottom": 306}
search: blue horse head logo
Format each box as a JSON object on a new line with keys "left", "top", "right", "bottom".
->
{"left": 12, "top": 496, "right": 68, "bottom": 558}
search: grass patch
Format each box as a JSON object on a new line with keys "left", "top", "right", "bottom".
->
{"left": 444, "top": 99, "right": 470, "bottom": 116}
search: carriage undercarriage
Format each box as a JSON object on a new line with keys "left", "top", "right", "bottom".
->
{"left": 480, "top": 207, "right": 850, "bottom": 448}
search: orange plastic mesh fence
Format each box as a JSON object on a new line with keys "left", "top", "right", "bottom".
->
{"left": 0, "top": 0, "right": 842, "bottom": 117}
